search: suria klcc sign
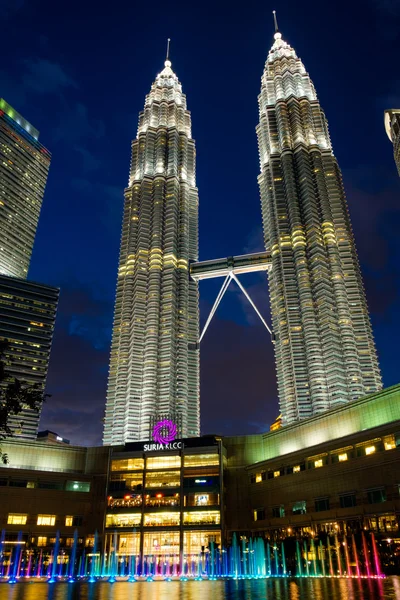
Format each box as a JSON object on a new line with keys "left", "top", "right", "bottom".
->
{"left": 143, "top": 419, "right": 183, "bottom": 451}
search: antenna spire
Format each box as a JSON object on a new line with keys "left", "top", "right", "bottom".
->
{"left": 272, "top": 10, "right": 279, "bottom": 33}
{"left": 166, "top": 38, "right": 171, "bottom": 61}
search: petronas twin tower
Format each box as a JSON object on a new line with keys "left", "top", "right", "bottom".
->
{"left": 103, "top": 22, "right": 381, "bottom": 445}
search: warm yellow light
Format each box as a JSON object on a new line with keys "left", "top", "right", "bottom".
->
{"left": 255, "top": 473, "right": 262, "bottom": 483}
{"left": 293, "top": 465, "right": 301, "bottom": 473}
{"left": 338, "top": 453, "right": 348, "bottom": 462}
{"left": 273, "top": 470, "right": 280, "bottom": 478}
{"left": 314, "top": 459, "right": 323, "bottom": 468}
{"left": 365, "top": 446, "right": 376, "bottom": 456}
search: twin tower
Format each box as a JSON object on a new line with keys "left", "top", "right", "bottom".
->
{"left": 103, "top": 24, "right": 382, "bottom": 445}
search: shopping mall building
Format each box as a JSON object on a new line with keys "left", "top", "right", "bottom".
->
{"left": 1, "top": 385, "right": 400, "bottom": 564}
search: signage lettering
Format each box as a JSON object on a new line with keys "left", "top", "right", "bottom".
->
{"left": 143, "top": 441, "right": 183, "bottom": 452}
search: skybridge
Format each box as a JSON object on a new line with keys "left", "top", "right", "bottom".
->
{"left": 190, "top": 251, "right": 275, "bottom": 343}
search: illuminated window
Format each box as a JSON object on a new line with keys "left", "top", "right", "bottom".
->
{"left": 37, "top": 537, "right": 47, "bottom": 547}
{"left": 183, "top": 511, "right": 220, "bottom": 525}
{"left": 293, "top": 465, "right": 301, "bottom": 473}
{"left": 183, "top": 454, "right": 219, "bottom": 467}
{"left": 338, "top": 453, "right": 348, "bottom": 462}
{"left": 365, "top": 446, "right": 376, "bottom": 456}
{"left": 273, "top": 470, "right": 280, "bottom": 478}
{"left": 143, "top": 532, "right": 180, "bottom": 555}
{"left": 65, "top": 481, "right": 90, "bottom": 492}
{"left": 183, "top": 531, "right": 221, "bottom": 555}
{"left": 314, "top": 459, "right": 323, "bottom": 468}
{"left": 106, "top": 513, "right": 141, "bottom": 528}
{"left": 292, "top": 501, "right": 306, "bottom": 515}
{"left": 65, "top": 516, "right": 73, "bottom": 527}
{"left": 146, "top": 456, "right": 181, "bottom": 470}
{"left": 111, "top": 458, "right": 144, "bottom": 471}
{"left": 7, "top": 513, "right": 27, "bottom": 525}
{"left": 145, "top": 471, "right": 180, "bottom": 488}
{"left": 255, "top": 473, "right": 262, "bottom": 483}
{"left": 37, "top": 515, "right": 56, "bottom": 526}
{"left": 195, "top": 494, "right": 209, "bottom": 506}
{"left": 143, "top": 512, "right": 180, "bottom": 527}
{"left": 384, "top": 436, "right": 396, "bottom": 451}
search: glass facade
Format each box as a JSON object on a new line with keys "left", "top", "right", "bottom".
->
{"left": 0, "top": 275, "right": 58, "bottom": 439}
{"left": 0, "top": 98, "right": 50, "bottom": 279}
{"left": 105, "top": 441, "right": 222, "bottom": 562}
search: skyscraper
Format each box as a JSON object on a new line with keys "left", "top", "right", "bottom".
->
{"left": 0, "top": 98, "right": 51, "bottom": 279}
{"left": 257, "top": 17, "right": 382, "bottom": 425}
{"left": 104, "top": 51, "right": 200, "bottom": 445}
{"left": 384, "top": 109, "right": 400, "bottom": 176}
{"left": 0, "top": 99, "right": 58, "bottom": 439}
{"left": 0, "top": 274, "right": 58, "bottom": 439}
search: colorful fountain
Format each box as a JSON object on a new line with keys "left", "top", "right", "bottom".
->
{"left": 0, "top": 529, "right": 385, "bottom": 582}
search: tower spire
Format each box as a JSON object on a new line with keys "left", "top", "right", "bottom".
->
{"left": 272, "top": 10, "right": 279, "bottom": 33}
{"left": 165, "top": 38, "right": 171, "bottom": 66}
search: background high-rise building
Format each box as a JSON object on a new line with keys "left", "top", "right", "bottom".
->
{"left": 257, "top": 22, "right": 382, "bottom": 425}
{"left": 0, "top": 99, "right": 58, "bottom": 438}
{"left": 0, "top": 274, "right": 58, "bottom": 439}
{"left": 104, "top": 55, "right": 200, "bottom": 445}
{"left": 384, "top": 109, "right": 400, "bottom": 176}
{"left": 0, "top": 98, "right": 51, "bottom": 279}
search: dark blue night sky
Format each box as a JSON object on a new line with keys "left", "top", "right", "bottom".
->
{"left": 1, "top": 0, "right": 399, "bottom": 445}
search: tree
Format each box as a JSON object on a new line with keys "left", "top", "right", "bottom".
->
{"left": 0, "top": 341, "right": 49, "bottom": 463}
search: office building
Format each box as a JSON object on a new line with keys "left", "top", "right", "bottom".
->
{"left": 0, "top": 274, "right": 58, "bottom": 439}
{"left": 104, "top": 53, "right": 200, "bottom": 445}
{"left": 0, "top": 98, "right": 51, "bottom": 279}
{"left": 257, "top": 19, "right": 381, "bottom": 424}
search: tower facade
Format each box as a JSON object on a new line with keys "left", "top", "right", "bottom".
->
{"left": 257, "top": 25, "right": 382, "bottom": 425}
{"left": 384, "top": 109, "right": 400, "bottom": 176}
{"left": 104, "top": 56, "right": 200, "bottom": 445}
{"left": 0, "top": 98, "right": 51, "bottom": 279}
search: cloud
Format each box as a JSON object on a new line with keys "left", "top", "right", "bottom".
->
{"left": 74, "top": 146, "right": 102, "bottom": 172}
{"left": 22, "top": 58, "right": 77, "bottom": 95}
{"left": 71, "top": 177, "right": 123, "bottom": 232}
{"left": 39, "top": 285, "right": 113, "bottom": 445}
{"left": 52, "top": 102, "right": 105, "bottom": 143}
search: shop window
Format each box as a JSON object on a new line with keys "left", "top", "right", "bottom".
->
{"left": 145, "top": 493, "right": 179, "bottom": 507}
{"left": 85, "top": 536, "right": 95, "bottom": 547}
{"left": 146, "top": 456, "right": 181, "bottom": 470}
{"left": 145, "top": 471, "right": 180, "bottom": 488}
{"left": 7, "top": 513, "right": 27, "bottom": 525}
{"left": 111, "top": 458, "right": 144, "bottom": 471}
{"left": 340, "top": 493, "right": 356, "bottom": 508}
{"left": 117, "top": 533, "right": 140, "bottom": 554}
{"left": 183, "top": 511, "right": 220, "bottom": 526}
{"left": 183, "top": 454, "right": 219, "bottom": 467}
{"left": 183, "top": 476, "right": 219, "bottom": 488}
{"left": 272, "top": 505, "right": 285, "bottom": 518}
{"left": 183, "top": 531, "right": 221, "bottom": 555}
{"left": 253, "top": 508, "right": 265, "bottom": 522}
{"left": 143, "top": 531, "right": 180, "bottom": 555}
{"left": 37, "top": 515, "right": 56, "bottom": 526}
{"left": 315, "top": 498, "right": 330, "bottom": 512}
{"left": 65, "top": 481, "right": 90, "bottom": 492}
{"left": 292, "top": 501, "right": 306, "bottom": 515}
{"left": 367, "top": 488, "right": 386, "bottom": 504}
{"left": 143, "top": 512, "right": 180, "bottom": 527}
{"left": 185, "top": 493, "right": 219, "bottom": 507}
{"left": 106, "top": 513, "right": 141, "bottom": 528}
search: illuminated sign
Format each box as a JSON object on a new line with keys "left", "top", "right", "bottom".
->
{"left": 143, "top": 419, "right": 182, "bottom": 452}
